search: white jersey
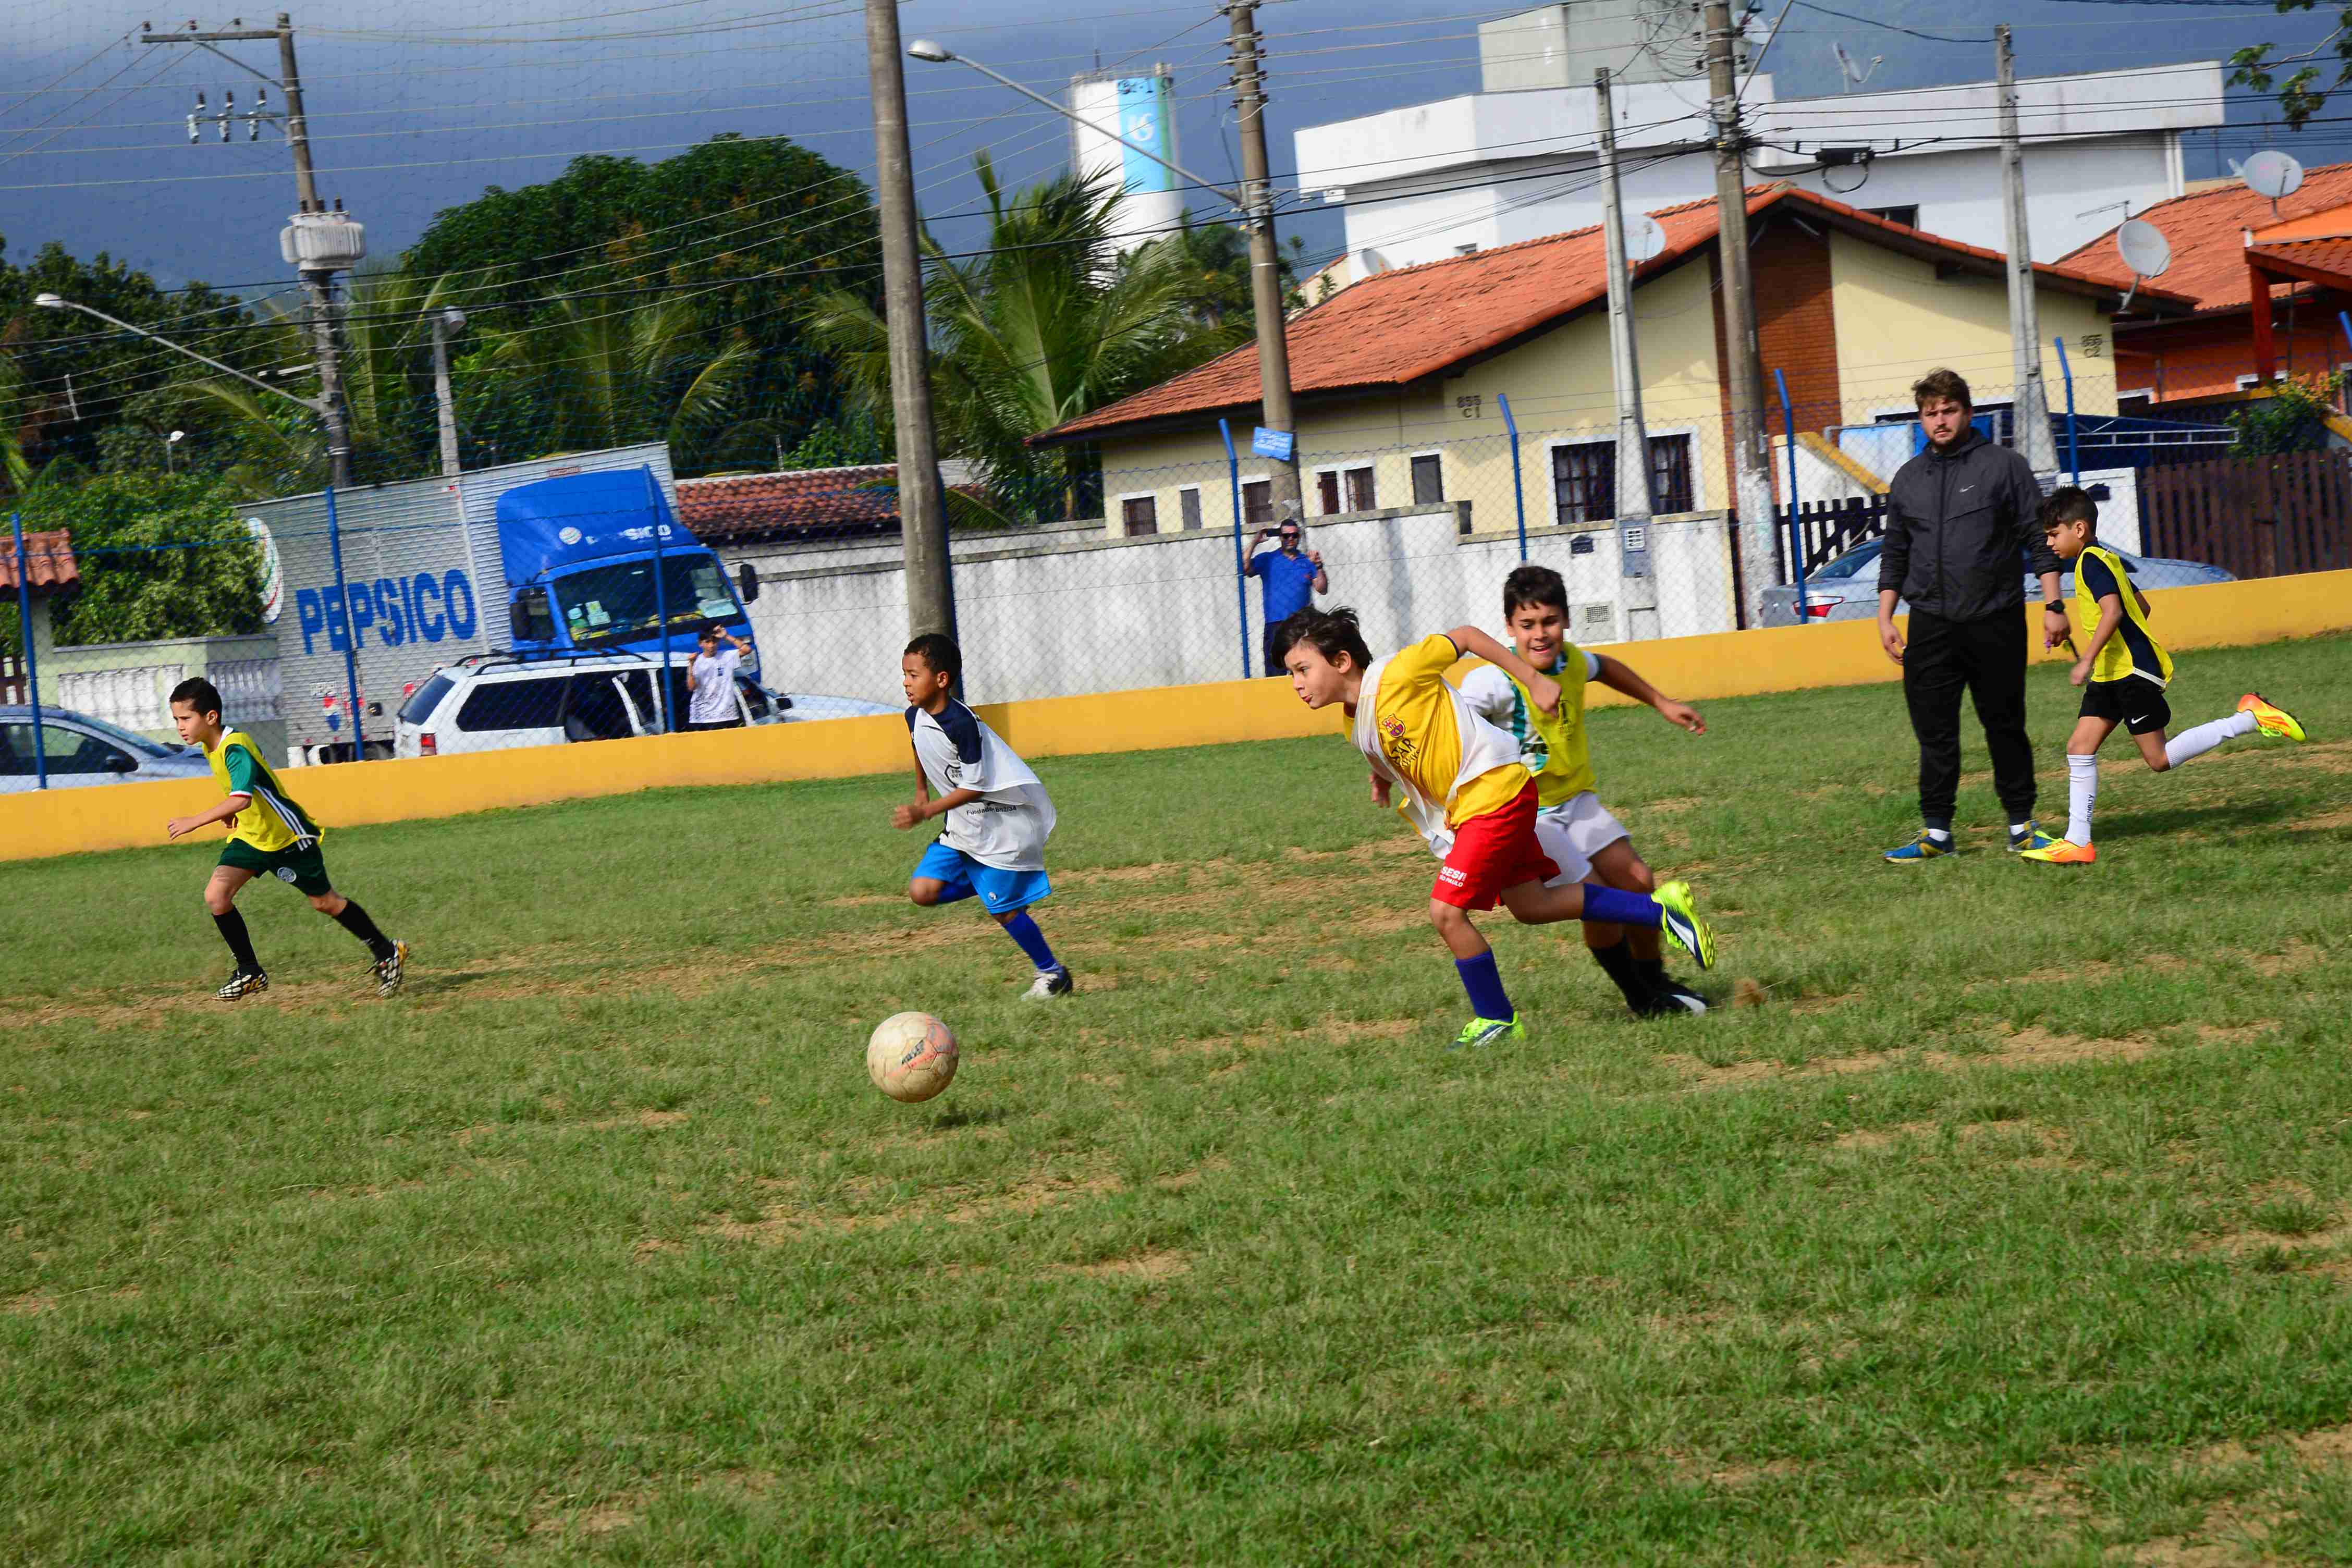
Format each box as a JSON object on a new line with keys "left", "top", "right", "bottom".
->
{"left": 906, "top": 700, "right": 1056, "bottom": 871}
{"left": 687, "top": 646, "right": 741, "bottom": 723}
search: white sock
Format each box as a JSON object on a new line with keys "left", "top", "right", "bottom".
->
{"left": 2066, "top": 754, "right": 2098, "bottom": 846}
{"left": 1924, "top": 827, "right": 1952, "bottom": 843}
{"left": 2009, "top": 820, "right": 2032, "bottom": 837}
{"left": 2164, "top": 709, "right": 2256, "bottom": 769}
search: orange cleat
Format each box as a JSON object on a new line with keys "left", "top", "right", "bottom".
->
{"left": 2019, "top": 838, "right": 2096, "bottom": 865}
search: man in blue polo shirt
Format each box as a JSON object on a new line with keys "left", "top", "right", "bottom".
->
{"left": 1245, "top": 518, "right": 1329, "bottom": 675}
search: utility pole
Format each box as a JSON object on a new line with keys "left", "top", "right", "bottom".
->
{"left": 143, "top": 14, "right": 358, "bottom": 488}
{"left": 1702, "top": 0, "right": 1776, "bottom": 627}
{"left": 1996, "top": 24, "right": 2059, "bottom": 475}
{"left": 431, "top": 311, "right": 464, "bottom": 479}
{"left": 1225, "top": 2, "right": 1304, "bottom": 521}
{"left": 863, "top": 0, "right": 956, "bottom": 644}
{"left": 1596, "top": 68, "right": 1660, "bottom": 640}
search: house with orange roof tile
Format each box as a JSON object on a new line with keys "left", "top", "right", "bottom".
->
{"left": 2059, "top": 162, "right": 2352, "bottom": 406}
{"left": 1034, "top": 186, "right": 2182, "bottom": 544}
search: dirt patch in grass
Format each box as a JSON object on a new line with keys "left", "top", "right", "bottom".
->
{"left": 2242, "top": 941, "right": 2324, "bottom": 978}
{"left": 1833, "top": 1119, "right": 2076, "bottom": 1165}
{"left": 530, "top": 1493, "right": 644, "bottom": 1537}
{"left": 1052, "top": 1248, "right": 1191, "bottom": 1281}
{"left": 587, "top": 1109, "right": 690, "bottom": 1131}
{"left": 1673, "top": 1024, "right": 2155, "bottom": 1089}
{"left": 2195, "top": 1021, "right": 2280, "bottom": 1047}
{"left": 5, "top": 1291, "right": 55, "bottom": 1316}
{"left": 2287, "top": 807, "right": 2352, "bottom": 832}
{"left": 700, "top": 1167, "right": 1124, "bottom": 1245}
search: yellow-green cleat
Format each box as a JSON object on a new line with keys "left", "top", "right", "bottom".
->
{"left": 1652, "top": 879, "right": 1717, "bottom": 971}
{"left": 1451, "top": 1015, "right": 1525, "bottom": 1050}
{"left": 2239, "top": 692, "right": 2308, "bottom": 743}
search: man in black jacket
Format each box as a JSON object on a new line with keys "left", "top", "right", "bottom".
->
{"left": 1876, "top": 368, "right": 2073, "bottom": 861}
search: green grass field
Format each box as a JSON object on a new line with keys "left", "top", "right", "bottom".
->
{"left": 5, "top": 633, "right": 2350, "bottom": 1565}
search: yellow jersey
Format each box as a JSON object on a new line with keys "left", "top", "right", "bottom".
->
{"left": 2075, "top": 544, "right": 2172, "bottom": 687}
{"left": 1362, "top": 633, "right": 1531, "bottom": 829}
{"left": 1457, "top": 646, "right": 1599, "bottom": 807}
{"left": 204, "top": 729, "right": 323, "bottom": 853}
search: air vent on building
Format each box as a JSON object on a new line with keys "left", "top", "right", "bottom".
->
{"left": 1578, "top": 602, "right": 1616, "bottom": 641}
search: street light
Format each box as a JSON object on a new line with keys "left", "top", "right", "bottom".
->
{"left": 35, "top": 293, "right": 333, "bottom": 423}
{"left": 165, "top": 429, "right": 185, "bottom": 472}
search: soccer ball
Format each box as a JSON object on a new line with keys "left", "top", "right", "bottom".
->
{"left": 866, "top": 1011, "right": 959, "bottom": 1104}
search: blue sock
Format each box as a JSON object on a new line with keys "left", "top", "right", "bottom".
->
{"left": 1455, "top": 951, "right": 1514, "bottom": 1020}
{"left": 1000, "top": 911, "right": 1059, "bottom": 972}
{"left": 1580, "top": 883, "right": 1662, "bottom": 929}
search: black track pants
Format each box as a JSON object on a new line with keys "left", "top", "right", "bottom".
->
{"left": 1902, "top": 609, "right": 2037, "bottom": 825}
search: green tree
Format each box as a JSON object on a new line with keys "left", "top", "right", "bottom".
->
{"left": 804, "top": 154, "right": 1246, "bottom": 522}
{"left": 2230, "top": 4, "right": 2352, "bottom": 128}
{"left": 405, "top": 134, "right": 883, "bottom": 463}
{"left": 11, "top": 472, "right": 261, "bottom": 645}
{"left": 2227, "top": 372, "right": 2342, "bottom": 454}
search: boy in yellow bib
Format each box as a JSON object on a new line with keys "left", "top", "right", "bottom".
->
{"left": 164, "top": 677, "right": 410, "bottom": 1000}
{"left": 1459, "top": 565, "right": 1710, "bottom": 1015}
{"left": 2024, "top": 488, "right": 2307, "bottom": 865}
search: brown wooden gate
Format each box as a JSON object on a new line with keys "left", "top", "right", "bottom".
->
{"left": 2141, "top": 451, "right": 2352, "bottom": 579}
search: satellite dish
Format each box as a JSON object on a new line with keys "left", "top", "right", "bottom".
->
{"left": 1353, "top": 248, "right": 1391, "bottom": 278}
{"left": 1628, "top": 214, "right": 1667, "bottom": 265}
{"left": 2240, "top": 149, "right": 2305, "bottom": 201}
{"left": 1830, "top": 41, "right": 1882, "bottom": 93}
{"left": 2113, "top": 217, "right": 2172, "bottom": 312}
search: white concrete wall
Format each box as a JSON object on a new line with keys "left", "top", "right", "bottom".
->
{"left": 722, "top": 504, "right": 1740, "bottom": 706}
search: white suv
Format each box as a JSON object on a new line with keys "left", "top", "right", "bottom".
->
{"left": 393, "top": 651, "right": 781, "bottom": 758}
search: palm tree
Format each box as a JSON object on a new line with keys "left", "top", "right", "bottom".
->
{"left": 804, "top": 153, "right": 1245, "bottom": 523}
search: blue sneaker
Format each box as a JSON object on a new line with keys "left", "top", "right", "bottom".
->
{"left": 2007, "top": 822, "right": 2057, "bottom": 855}
{"left": 1883, "top": 832, "right": 1956, "bottom": 863}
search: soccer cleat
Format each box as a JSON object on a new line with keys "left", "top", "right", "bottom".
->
{"left": 2008, "top": 822, "right": 2058, "bottom": 855}
{"left": 1023, "top": 965, "right": 1074, "bottom": 1001}
{"left": 373, "top": 939, "right": 408, "bottom": 998}
{"left": 2238, "top": 692, "right": 2308, "bottom": 743}
{"left": 1651, "top": 880, "right": 1717, "bottom": 972}
{"left": 1644, "top": 978, "right": 1710, "bottom": 1015}
{"left": 216, "top": 969, "right": 269, "bottom": 1002}
{"left": 1883, "top": 832, "right": 1956, "bottom": 863}
{"left": 2020, "top": 838, "right": 2096, "bottom": 865}
{"left": 1451, "top": 1015, "right": 1525, "bottom": 1050}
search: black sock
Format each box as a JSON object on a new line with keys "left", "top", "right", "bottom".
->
{"left": 332, "top": 900, "right": 396, "bottom": 962}
{"left": 1589, "top": 938, "right": 1651, "bottom": 1009}
{"left": 1635, "top": 957, "right": 1673, "bottom": 994}
{"left": 213, "top": 909, "right": 263, "bottom": 974}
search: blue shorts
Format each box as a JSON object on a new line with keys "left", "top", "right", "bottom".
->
{"left": 912, "top": 840, "right": 1053, "bottom": 914}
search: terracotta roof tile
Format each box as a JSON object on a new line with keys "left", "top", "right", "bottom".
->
{"left": 0, "top": 530, "right": 77, "bottom": 593}
{"left": 676, "top": 466, "right": 904, "bottom": 542}
{"left": 1039, "top": 185, "right": 2179, "bottom": 443}
{"left": 2248, "top": 234, "right": 2352, "bottom": 286}
{"left": 2058, "top": 160, "right": 2352, "bottom": 314}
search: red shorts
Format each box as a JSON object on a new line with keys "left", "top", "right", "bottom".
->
{"left": 1433, "top": 783, "right": 1559, "bottom": 911}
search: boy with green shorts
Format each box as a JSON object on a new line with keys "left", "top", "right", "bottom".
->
{"left": 164, "top": 677, "right": 409, "bottom": 1001}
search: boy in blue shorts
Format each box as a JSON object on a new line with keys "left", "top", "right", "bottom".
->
{"left": 163, "top": 677, "right": 409, "bottom": 1001}
{"left": 893, "top": 633, "right": 1073, "bottom": 999}
{"left": 2022, "top": 487, "right": 2307, "bottom": 864}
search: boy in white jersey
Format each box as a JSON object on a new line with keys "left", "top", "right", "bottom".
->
{"left": 2022, "top": 487, "right": 2306, "bottom": 865}
{"left": 1459, "top": 565, "right": 1709, "bottom": 1016}
{"left": 893, "top": 633, "right": 1073, "bottom": 999}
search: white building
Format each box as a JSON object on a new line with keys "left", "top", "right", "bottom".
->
{"left": 1294, "top": 7, "right": 2222, "bottom": 276}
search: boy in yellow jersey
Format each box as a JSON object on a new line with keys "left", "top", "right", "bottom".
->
{"left": 1274, "top": 606, "right": 1714, "bottom": 1049}
{"left": 163, "top": 677, "right": 409, "bottom": 1000}
{"left": 1459, "top": 565, "right": 1710, "bottom": 1016}
{"left": 2023, "top": 488, "right": 2307, "bottom": 865}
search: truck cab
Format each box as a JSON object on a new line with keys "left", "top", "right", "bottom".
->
{"left": 495, "top": 469, "right": 759, "bottom": 677}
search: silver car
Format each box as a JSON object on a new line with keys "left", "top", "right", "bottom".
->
{"left": 1758, "top": 538, "right": 2237, "bottom": 626}
{"left": 0, "top": 706, "right": 216, "bottom": 791}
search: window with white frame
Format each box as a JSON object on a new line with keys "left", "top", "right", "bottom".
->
{"left": 1120, "top": 495, "right": 1159, "bottom": 535}
{"left": 1410, "top": 452, "right": 1443, "bottom": 504}
{"left": 1241, "top": 479, "right": 1273, "bottom": 526}
{"left": 1178, "top": 486, "right": 1203, "bottom": 530}
{"left": 1316, "top": 464, "right": 1376, "bottom": 515}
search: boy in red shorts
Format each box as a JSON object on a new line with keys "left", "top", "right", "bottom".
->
{"left": 1275, "top": 606, "right": 1716, "bottom": 1048}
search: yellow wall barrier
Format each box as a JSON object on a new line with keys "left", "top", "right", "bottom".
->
{"left": 8, "top": 568, "right": 2347, "bottom": 864}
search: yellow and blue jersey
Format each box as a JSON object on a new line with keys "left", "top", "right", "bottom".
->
{"left": 204, "top": 729, "right": 322, "bottom": 853}
{"left": 2076, "top": 545, "right": 2172, "bottom": 687}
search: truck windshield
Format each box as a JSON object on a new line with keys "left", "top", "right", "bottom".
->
{"left": 552, "top": 554, "right": 737, "bottom": 648}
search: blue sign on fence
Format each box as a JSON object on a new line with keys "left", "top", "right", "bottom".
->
{"left": 1251, "top": 427, "right": 1294, "bottom": 462}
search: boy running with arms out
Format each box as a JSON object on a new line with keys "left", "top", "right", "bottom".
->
{"left": 163, "top": 678, "right": 408, "bottom": 1000}
{"left": 895, "top": 634, "right": 1073, "bottom": 999}
{"left": 2024, "top": 487, "right": 2307, "bottom": 865}
{"left": 1459, "top": 565, "right": 1710, "bottom": 1016}
{"left": 1276, "top": 607, "right": 1714, "bottom": 1049}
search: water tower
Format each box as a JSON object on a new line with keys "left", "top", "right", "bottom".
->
{"left": 1068, "top": 65, "right": 1184, "bottom": 255}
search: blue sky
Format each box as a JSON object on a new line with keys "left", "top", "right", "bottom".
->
{"left": 1, "top": 0, "right": 2345, "bottom": 296}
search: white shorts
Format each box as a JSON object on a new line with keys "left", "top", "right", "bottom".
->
{"left": 1533, "top": 792, "right": 1630, "bottom": 886}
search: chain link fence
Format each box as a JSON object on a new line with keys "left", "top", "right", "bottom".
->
{"left": 11, "top": 357, "right": 2344, "bottom": 790}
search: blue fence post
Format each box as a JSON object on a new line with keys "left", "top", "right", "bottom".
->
{"left": 644, "top": 464, "right": 673, "bottom": 733}
{"left": 1220, "top": 418, "right": 1250, "bottom": 679}
{"left": 2054, "top": 336, "right": 2080, "bottom": 484}
{"left": 1497, "top": 393, "right": 1528, "bottom": 560}
{"left": 10, "top": 512, "right": 46, "bottom": 790}
{"left": 1772, "top": 369, "right": 1809, "bottom": 621}
{"left": 323, "top": 485, "right": 365, "bottom": 759}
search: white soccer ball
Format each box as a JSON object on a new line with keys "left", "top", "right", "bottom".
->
{"left": 866, "top": 1011, "right": 960, "bottom": 1104}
